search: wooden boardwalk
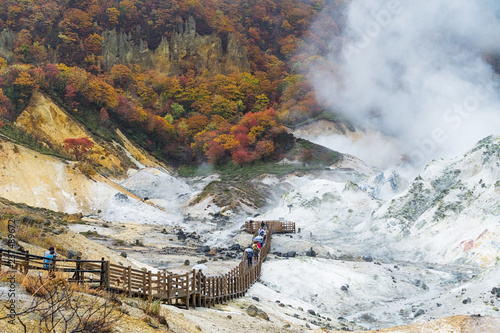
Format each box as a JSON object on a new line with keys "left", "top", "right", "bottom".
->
{"left": 0, "top": 221, "right": 295, "bottom": 309}
{"left": 245, "top": 219, "right": 296, "bottom": 234}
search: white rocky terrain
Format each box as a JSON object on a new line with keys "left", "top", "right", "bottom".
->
{"left": 245, "top": 135, "right": 500, "bottom": 331}
{"left": 3, "top": 93, "right": 500, "bottom": 331}
{"left": 55, "top": 133, "right": 497, "bottom": 332}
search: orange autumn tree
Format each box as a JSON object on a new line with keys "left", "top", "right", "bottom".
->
{"left": 192, "top": 107, "right": 285, "bottom": 166}
{"left": 63, "top": 137, "right": 94, "bottom": 161}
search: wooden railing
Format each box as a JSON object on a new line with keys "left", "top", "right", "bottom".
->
{"left": 0, "top": 221, "right": 295, "bottom": 309}
{"left": 0, "top": 249, "right": 108, "bottom": 285}
{"left": 245, "top": 220, "right": 296, "bottom": 234}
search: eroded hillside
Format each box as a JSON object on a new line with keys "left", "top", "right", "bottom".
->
{"left": 15, "top": 91, "right": 165, "bottom": 177}
{"left": 0, "top": 91, "right": 172, "bottom": 215}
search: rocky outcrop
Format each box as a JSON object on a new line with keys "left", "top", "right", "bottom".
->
{"left": 102, "top": 16, "right": 250, "bottom": 76}
{"left": 0, "top": 29, "right": 15, "bottom": 62}
{"left": 0, "top": 18, "right": 250, "bottom": 76}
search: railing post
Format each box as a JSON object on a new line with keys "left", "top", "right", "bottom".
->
{"left": 75, "top": 256, "right": 81, "bottom": 284}
{"left": 162, "top": 271, "right": 165, "bottom": 296}
{"left": 223, "top": 274, "right": 227, "bottom": 300}
{"left": 142, "top": 270, "right": 147, "bottom": 299}
{"left": 147, "top": 270, "right": 152, "bottom": 300}
{"left": 236, "top": 268, "right": 239, "bottom": 295}
{"left": 214, "top": 277, "right": 218, "bottom": 302}
{"left": 163, "top": 270, "right": 167, "bottom": 295}
{"left": 246, "top": 269, "right": 249, "bottom": 291}
{"left": 206, "top": 277, "right": 209, "bottom": 301}
{"left": 233, "top": 270, "right": 236, "bottom": 296}
{"left": 127, "top": 266, "right": 132, "bottom": 296}
{"left": 217, "top": 277, "right": 220, "bottom": 302}
{"left": 185, "top": 272, "right": 190, "bottom": 309}
{"left": 105, "top": 261, "right": 110, "bottom": 289}
{"left": 156, "top": 271, "right": 161, "bottom": 295}
{"left": 201, "top": 275, "right": 206, "bottom": 306}
{"left": 209, "top": 277, "right": 212, "bottom": 300}
{"left": 212, "top": 276, "right": 215, "bottom": 301}
{"left": 167, "top": 274, "right": 171, "bottom": 304}
{"left": 23, "top": 250, "right": 30, "bottom": 274}
{"left": 100, "top": 257, "right": 106, "bottom": 287}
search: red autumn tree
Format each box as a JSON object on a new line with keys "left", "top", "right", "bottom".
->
{"left": 63, "top": 137, "right": 94, "bottom": 161}
{"left": 255, "top": 139, "right": 275, "bottom": 159}
{"left": 300, "top": 148, "right": 314, "bottom": 166}
{"left": 232, "top": 148, "right": 255, "bottom": 166}
{"left": 206, "top": 141, "right": 226, "bottom": 165}
{"left": 99, "top": 107, "right": 109, "bottom": 126}
{"left": 0, "top": 88, "right": 13, "bottom": 119}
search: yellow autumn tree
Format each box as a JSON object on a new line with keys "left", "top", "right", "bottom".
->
{"left": 214, "top": 134, "right": 240, "bottom": 152}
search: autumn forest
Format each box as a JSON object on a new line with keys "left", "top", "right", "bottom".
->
{"left": 0, "top": 0, "right": 345, "bottom": 167}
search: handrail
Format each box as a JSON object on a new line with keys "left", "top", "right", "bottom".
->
{"left": 245, "top": 220, "right": 296, "bottom": 234}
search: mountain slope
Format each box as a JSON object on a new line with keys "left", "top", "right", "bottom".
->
{"left": 0, "top": 135, "right": 133, "bottom": 214}
{"left": 14, "top": 91, "right": 156, "bottom": 177}
{"left": 364, "top": 135, "right": 500, "bottom": 266}
{"left": 0, "top": 91, "right": 176, "bottom": 221}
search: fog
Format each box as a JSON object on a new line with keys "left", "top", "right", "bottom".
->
{"left": 307, "top": 0, "right": 500, "bottom": 173}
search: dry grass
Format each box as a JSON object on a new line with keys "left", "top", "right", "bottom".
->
{"left": 143, "top": 299, "right": 162, "bottom": 317}
{"left": 0, "top": 207, "right": 18, "bottom": 220}
{"left": 0, "top": 274, "right": 159, "bottom": 333}
{"left": 77, "top": 161, "right": 97, "bottom": 177}
{"left": 0, "top": 217, "right": 65, "bottom": 256}
{"left": 20, "top": 271, "right": 113, "bottom": 297}
{"left": 21, "top": 272, "right": 69, "bottom": 297}
{"left": 16, "top": 225, "right": 59, "bottom": 250}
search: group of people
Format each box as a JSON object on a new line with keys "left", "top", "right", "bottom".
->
{"left": 245, "top": 221, "right": 268, "bottom": 266}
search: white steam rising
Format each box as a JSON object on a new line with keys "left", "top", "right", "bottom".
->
{"left": 309, "top": 0, "right": 500, "bottom": 172}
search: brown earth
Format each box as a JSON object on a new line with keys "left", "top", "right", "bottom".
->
{"left": 14, "top": 91, "right": 165, "bottom": 177}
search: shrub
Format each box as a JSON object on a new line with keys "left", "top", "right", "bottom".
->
{"left": 10, "top": 273, "right": 123, "bottom": 332}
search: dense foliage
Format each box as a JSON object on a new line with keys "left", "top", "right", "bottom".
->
{"left": 0, "top": 0, "right": 345, "bottom": 166}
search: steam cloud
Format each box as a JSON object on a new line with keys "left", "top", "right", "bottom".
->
{"left": 308, "top": 0, "right": 500, "bottom": 173}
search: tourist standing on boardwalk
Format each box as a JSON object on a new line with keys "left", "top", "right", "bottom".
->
{"left": 252, "top": 241, "right": 260, "bottom": 261}
{"left": 245, "top": 245, "right": 253, "bottom": 266}
{"left": 43, "top": 246, "right": 57, "bottom": 269}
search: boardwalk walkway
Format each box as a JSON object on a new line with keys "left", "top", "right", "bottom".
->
{"left": 0, "top": 220, "right": 295, "bottom": 309}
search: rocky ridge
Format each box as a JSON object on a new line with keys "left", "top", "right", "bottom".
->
{"left": 102, "top": 16, "right": 250, "bottom": 76}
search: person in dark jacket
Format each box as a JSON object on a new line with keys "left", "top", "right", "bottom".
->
{"left": 245, "top": 245, "right": 253, "bottom": 266}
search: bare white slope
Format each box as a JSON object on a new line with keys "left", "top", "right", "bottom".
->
{"left": 363, "top": 135, "right": 500, "bottom": 267}
{"left": 239, "top": 135, "right": 500, "bottom": 330}
{"left": 0, "top": 136, "right": 178, "bottom": 224}
{"left": 0, "top": 136, "right": 116, "bottom": 214}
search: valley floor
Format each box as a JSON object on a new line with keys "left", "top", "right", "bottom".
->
{"left": 46, "top": 218, "right": 500, "bottom": 332}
